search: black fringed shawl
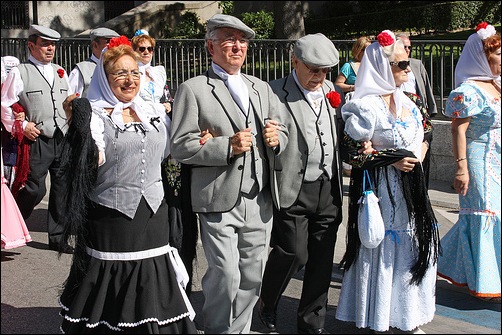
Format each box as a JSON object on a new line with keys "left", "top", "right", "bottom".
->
{"left": 57, "top": 98, "right": 99, "bottom": 285}
{"left": 339, "top": 136, "right": 440, "bottom": 285}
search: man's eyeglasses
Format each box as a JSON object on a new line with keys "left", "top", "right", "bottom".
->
{"left": 214, "top": 37, "right": 249, "bottom": 47}
{"left": 304, "top": 63, "right": 332, "bottom": 74}
{"left": 390, "top": 60, "right": 410, "bottom": 70}
{"left": 109, "top": 70, "right": 143, "bottom": 80}
{"left": 138, "top": 46, "right": 154, "bottom": 53}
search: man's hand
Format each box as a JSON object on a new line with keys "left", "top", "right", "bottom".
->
{"left": 263, "top": 119, "right": 281, "bottom": 148}
{"left": 23, "top": 121, "right": 41, "bottom": 141}
{"left": 231, "top": 128, "right": 254, "bottom": 156}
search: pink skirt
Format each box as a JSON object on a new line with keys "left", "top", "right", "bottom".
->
{"left": 1, "top": 178, "right": 32, "bottom": 249}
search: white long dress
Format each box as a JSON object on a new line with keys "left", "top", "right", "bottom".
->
{"left": 335, "top": 94, "right": 437, "bottom": 332}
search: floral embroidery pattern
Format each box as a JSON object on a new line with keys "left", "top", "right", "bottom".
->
{"left": 163, "top": 157, "right": 181, "bottom": 196}
{"left": 326, "top": 91, "right": 341, "bottom": 108}
{"left": 403, "top": 91, "right": 433, "bottom": 136}
{"left": 57, "top": 68, "right": 65, "bottom": 78}
{"left": 452, "top": 95, "right": 464, "bottom": 104}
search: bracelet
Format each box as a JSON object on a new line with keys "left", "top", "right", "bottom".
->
{"left": 456, "top": 157, "right": 467, "bottom": 162}
{"left": 455, "top": 173, "right": 466, "bottom": 176}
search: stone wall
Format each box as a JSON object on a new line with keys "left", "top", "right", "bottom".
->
{"left": 430, "top": 120, "right": 455, "bottom": 183}
{"left": 1, "top": 1, "right": 220, "bottom": 39}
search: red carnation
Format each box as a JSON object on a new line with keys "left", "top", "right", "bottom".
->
{"left": 57, "top": 68, "right": 65, "bottom": 78}
{"left": 476, "top": 22, "right": 489, "bottom": 31}
{"left": 377, "top": 30, "right": 395, "bottom": 47}
{"left": 108, "top": 35, "right": 131, "bottom": 49}
{"left": 326, "top": 91, "right": 341, "bottom": 108}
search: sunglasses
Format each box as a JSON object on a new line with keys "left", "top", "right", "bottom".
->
{"left": 138, "top": 46, "right": 154, "bottom": 53}
{"left": 404, "top": 46, "right": 412, "bottom": 50}
{"left": 304, "top": 63, "right": 333, "bottom": 74}
{"left": 390, "top": 60, "right": 410, "bottom": 70}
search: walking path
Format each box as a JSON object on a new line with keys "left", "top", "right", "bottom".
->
{"left": 1, "top": 178, "right": 500, "bottom": 334}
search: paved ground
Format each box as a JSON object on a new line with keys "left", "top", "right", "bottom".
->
{"left": 1, "top": 177, "right": 500, "bottom": 334}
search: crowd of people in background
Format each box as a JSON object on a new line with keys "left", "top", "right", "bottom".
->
{"left": 0, "top": 14, "right": 500, "bottom": 334}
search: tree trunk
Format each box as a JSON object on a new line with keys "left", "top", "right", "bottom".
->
{"left": 273, "top": 1, "right": 305, "bottom": 39}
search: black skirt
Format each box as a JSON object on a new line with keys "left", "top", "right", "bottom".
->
{"left": 58, "top": 197, "right": 197, "bottom": 334}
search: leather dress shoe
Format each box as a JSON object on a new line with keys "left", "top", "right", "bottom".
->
{"left": 297, "top": 327, "right": 329, "bottom": 334}
{"left": 258, "top": 299, "right": 277, "bottom": 332}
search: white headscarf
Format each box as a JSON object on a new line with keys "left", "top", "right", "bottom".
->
{"left": 454, "top": 32, "right": 499, "bottom": 88}
{"left": 353, "top": 39, "right": 404, "bottom": 118}
{"left": 138, "top": 61, "right": 151, "bottom": 75}
{"left": 86, "top": 46, "right": 153, "bottom": 131}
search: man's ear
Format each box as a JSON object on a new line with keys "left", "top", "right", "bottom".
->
{"left": 207, "top": 40, "right": 215, "bottom": 56}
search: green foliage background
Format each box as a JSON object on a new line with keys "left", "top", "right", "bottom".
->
{"left": 306, "top": 1, "right": 501, "bottom": 38}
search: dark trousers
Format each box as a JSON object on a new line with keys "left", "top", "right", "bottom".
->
{"left": 16, "top": 129, "right": 65, "bottom": 245}
{"left": 260, "top": 173, "right": 342, "bottom": 330}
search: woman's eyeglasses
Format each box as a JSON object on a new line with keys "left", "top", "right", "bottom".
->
{"left": 109, "top": 70, "right": 143, "bottom": 80}
{"left": 390, "top": 60, "right": 410, "bottom": 70}
{"left": 304, "top": 63, "right": 332, "bottom": 74}
{"left": 138, "top": 46, "right": 154, "bottom": 53}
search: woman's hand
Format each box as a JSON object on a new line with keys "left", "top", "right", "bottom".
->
{"left": 199, "top": 129, "right": 213, "bottom": 145}
{"left": 453, "top": 170, "right": 469, "bottom": 196}
{"left": 13, "top": 110, "right": 25, "bottom": 121}
{"left": 421, "top": 141, "right": 429, "bottom": 162}
{"left": 358, "top": 140, "right": 374, "bottom": 154}
{"left": 62, "top": 93, "right": 80, "bottom": 121}
{"left": 392, "top": 157, "right": 419, "bottom": 173}
{"left": 163, "top": 102, "right": 172, "bottom": 114}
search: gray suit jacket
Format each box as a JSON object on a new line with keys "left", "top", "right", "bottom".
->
{"left": 409, "top": 58, "right": 437, "bottom": 117}
{"left": 170, "top": 67, "right": 287, "bottom": 213}
{"left": 269, "top": 75, "right": 344, "bottom": 209}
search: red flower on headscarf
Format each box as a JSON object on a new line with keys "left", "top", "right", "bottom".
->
{"left": 326, "top": 91, "right": 341, "bottom": 108}
{"left": 108, "top": 35, "right": 131, "bottom": 48}
{"left": 377, "top": 30, "right": 395, "bottom": 47}
{"left": 476, "top": 22, "right": 489, "bottom": 31}
{"left": 57, "top": 68, "right": 65, "bottom": 78}
{"left": 475, "top": 21, "right": 496, "bottom": 40}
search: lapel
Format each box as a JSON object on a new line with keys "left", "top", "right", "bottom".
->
{"left": 243, "top": 74, "right": 266, "bottom": 128}
{"left": 322, "top": 81, "right": 338, "bottom": 142}
{"left": 207, "top": 68, "right": 246, "bottom": 131}
{"left": 283, "top": 74, "right": 308, "bottom": 139}
{"left": 283, "top": 75, "right": 338, "bottom": 143}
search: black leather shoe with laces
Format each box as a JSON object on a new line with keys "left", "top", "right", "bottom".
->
{"left": 258, "top": 299, "right": 277, "bottom": 332}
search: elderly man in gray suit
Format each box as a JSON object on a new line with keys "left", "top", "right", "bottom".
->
{"left": 258, "top": 33, "right": 345, "bottom": 334}
{"left": 170, "top": 14, "right": 287, "bottom": 334}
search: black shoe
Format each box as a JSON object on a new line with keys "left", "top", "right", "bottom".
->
{"left": 297, "top": 327, "right": 329, "bottom": 334}
{"left": 49, "top": 242, "right": 74, "bottom": 254}
{"left": 258, "top": 299, "right": 277, "bottom": 332}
